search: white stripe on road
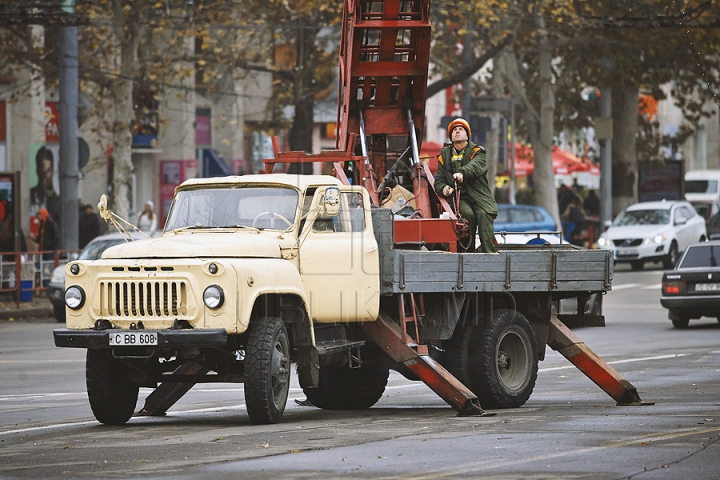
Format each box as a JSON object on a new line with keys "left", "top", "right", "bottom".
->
{"left": 642, "top": 284, "right": 661, "bottom": 289}
{"left": 611, "top": 283, "right": 642, "bottom": 290}
{"left": 539, "top": 353, "right": 686, "bottom": 372}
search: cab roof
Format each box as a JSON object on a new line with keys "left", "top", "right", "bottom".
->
{"left": 177, "top": 174, "right": 344, "bottom": 191}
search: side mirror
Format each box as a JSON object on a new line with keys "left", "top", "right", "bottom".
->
{"left": 604, "top": 220, "right": 612, "bottom": 228}
{"left": 322, "top": 187, "right": 342, "bottom": 217}
{"left": 69, "top": 252, "right": 79, "bottom": 261}
{"left": 675, "top": 218, "right": 687, "bottom": 226}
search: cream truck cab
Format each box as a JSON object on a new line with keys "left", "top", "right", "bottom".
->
{"left": 55, "top": 175, "right": 379, "bottom": 425}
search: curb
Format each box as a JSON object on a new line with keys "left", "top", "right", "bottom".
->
{"left": 0, "top": 307, "right": 53, "bottom": 320}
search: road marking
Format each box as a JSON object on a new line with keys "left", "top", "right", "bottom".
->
{"left": 642, "top": 283, "right": 661, "bottom": 289}
{"left": 408, "top": 426, "right": 720, "bottom": 479}
{"left": 539, "top": 353, "right": 686, "bottom": 372}
{"left": 612, "top": 283, "right": 642, "bottom": 290}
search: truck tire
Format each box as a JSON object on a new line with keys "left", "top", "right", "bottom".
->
{"left": 302, "top": 365, "right": 389, "bottom": 410}
{"left": 86, "top": 349, "right": 139, "bottom": 425}
{"left": 445, "top": 309, "right": 538, "bottom": 409}
{"left": 244, "top": 316, "right": 290, "bottom": 424}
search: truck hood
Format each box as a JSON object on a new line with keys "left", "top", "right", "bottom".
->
{"left": 101, "top": 232, "right": 282, "bottom": 259}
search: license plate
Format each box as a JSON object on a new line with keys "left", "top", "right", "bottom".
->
{"left": 109, "top": 331, "right": 158, "bottom": 346}
{"left": 617, "top": 249, "right": 635, "bottom": 256}
{"left": 695, "top": 283, "right": 720, "bottom": 291}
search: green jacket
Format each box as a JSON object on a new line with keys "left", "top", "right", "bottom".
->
{"left": 435, "top": 141, "right": 498, "bottom": 216}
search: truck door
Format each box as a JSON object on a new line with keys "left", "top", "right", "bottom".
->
{"left": 299, "top": 186, "right": 379, "bottom": 323}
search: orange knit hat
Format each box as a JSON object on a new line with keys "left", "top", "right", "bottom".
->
{"left": 447, "top": 118, "right": 471, "bottom": 139}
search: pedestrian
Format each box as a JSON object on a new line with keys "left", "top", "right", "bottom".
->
{"left": 78, "top": 204, "right": 100, "bottom": 249}
{"left": 34, "top": 208, "right": 59, "bottom": 260}
{"left": 562, "top": 197, "right": 586, "bottom": 246}
{"left": 137, "top": 200, "right": 158, "bottom": 236}
{"left": 435, "top": 118, "right": 498, "bottom": 253}
{"left": 584, "top": 189, "right": 600, "bottom": 216}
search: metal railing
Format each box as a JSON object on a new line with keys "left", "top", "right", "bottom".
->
{"left": 0, "top": 249, "right": 79, "bottom": 305}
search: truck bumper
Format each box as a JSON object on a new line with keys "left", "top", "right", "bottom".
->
{"left": 53, "top": 328, "right": 227, "bottom": 349}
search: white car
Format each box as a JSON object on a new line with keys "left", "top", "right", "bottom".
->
{"left": 597, "top": 200, "right": 706, "bottom": 270}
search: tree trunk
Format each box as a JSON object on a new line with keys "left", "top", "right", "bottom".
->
{"left": 287, "top": 25, "right": 318, "bottom": 175}
{"left": 531, "top": 35, "right": 559, "bottom": 225}
{"left": 110, "top": 0, "right": 137, "bottom": 220}
{"left": 612, "top": 83, "right": 639, "bottom": 215}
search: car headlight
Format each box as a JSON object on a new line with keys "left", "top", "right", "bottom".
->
{"left": 203, "top": 285, "right": 224, "bottom": 309}
{"left": 50, "top": 267, "right": 65, "bottom": 285}
{"left": 65, "top": 286, "right": 85, "bottom": 310}
{"left": 597, "top": 237, "right": 607, "bottom": 247}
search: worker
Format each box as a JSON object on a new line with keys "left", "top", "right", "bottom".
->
{"left": 435, "top": 118, "right": 498, "bottom": 253}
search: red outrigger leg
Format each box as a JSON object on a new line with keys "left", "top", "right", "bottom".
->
{"left": 547, "top": 316, "right": 654, "bottom": 406}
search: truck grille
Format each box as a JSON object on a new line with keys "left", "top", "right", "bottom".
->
{"left": 99, "top": 281, "right": 188, "bottom": 318}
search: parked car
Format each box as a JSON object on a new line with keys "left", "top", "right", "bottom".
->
{"left": 596, "top": 200, "right": 706, "bottom": 270}
{"left": 660, "top": 240, "right": 720, "bottom": 328}
{"left": 48, "top": 231, "right": 147, "bottom": 322}
{"left": 494, "top": 204, "right": 558, "bottom": 233}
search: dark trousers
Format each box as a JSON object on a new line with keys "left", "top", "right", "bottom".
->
{"left": 458, "top": 199, "right": 496, "bottom": 253}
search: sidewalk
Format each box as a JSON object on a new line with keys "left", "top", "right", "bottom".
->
{"left": 0, "top": 293, "right": 54, "bottom": 320}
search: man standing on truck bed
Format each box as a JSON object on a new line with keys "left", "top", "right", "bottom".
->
{"left": 435, "top": 118, "right": 498, "bottom": 253}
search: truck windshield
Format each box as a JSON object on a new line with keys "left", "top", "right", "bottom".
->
{"left": 612, "top": 209, "right": 670, "bottom": 226}
{"left": 164, "top": 187, "right": 299, "bottom": 231}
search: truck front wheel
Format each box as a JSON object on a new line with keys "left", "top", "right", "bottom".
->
{"left": 244, "top": 316, "right": 291, "bottom": 424}
{"left": 86, "top": 349, "right": 139, "bottom": 425}
{"left": 302, "top": 365, "right": 389, "bottom": 410}
{"left": 445, "top": 309, "right": 538, "bottom": 409}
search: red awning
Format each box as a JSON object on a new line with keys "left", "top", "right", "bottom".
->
{"left": 505, "top": 144, "right": 597, "bottom": 176}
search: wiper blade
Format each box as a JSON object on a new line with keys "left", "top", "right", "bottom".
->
{"left": 172, "top": 224, "right": 207, "bottom": 234}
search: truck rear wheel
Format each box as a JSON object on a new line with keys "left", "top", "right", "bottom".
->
{"left": 244, "top": 316, "right": 290, "bottom": 424}
{"left": 302, "top": 365, "right": 389, "bottom": 410}
{"left": 445, "top": 309, "right": 538, "bottom": 409}
{"left": 86, "top": 349, "right": 139, "bottom": 425}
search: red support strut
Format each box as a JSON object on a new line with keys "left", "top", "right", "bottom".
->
{"left": 547, "top": 316, "right": 654, "bottom": 406}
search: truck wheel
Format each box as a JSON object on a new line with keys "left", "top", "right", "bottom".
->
{"left": 86, "top": 349, "right": 139, "bottom": 425}
{"left": 302, "top": 365, "right": 389, "bottom": 410}
{"left": 53, "top": 304, "right": 66, "bottom": 323}
{"left": 445, "top": 309, "right": 538, "bottom": 409}
{"left": 244, "top": 316, "right": 290, "bottom": 424}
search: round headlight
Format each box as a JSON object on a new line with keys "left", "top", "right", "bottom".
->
{"left": 203, "top": 285, "right": 224, "bottom": 309}
{"left": 654, "top": 234, "right": 665, "bottom": 244}
{"left": 69, "top": 263, "right": 80, "bottom": 275}
{"left": 65, "top": 286, "right": 85, "bottom": 310}
{"left": 597, "top": 237, "right": 607, "bottom": 247}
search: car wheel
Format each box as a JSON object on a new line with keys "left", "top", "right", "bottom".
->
{"left": 53, "top": 304, "right": 66, "bottom": 323}
{"left": 671, "top": 317, "right": 689, "bottom": 329}
{"left": 662, "top": 241, "right": 679, "bottom": 269}
{"left": 630, "top": 260, "right": 644, "bottom": 271}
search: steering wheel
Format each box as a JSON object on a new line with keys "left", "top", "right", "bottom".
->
{"left": 252, "top": 211, "right": 292, "bottom": 229}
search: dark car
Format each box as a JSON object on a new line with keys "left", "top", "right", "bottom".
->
{"left": 48, "top": 232, "right": 146, "bottom": 322}
{"left": 494, "top": 204, "right": 557, "bottom": 233}
{"left": 660, "top": 240, "right": 720, "bottom": 328}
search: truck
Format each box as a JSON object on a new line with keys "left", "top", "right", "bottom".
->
{"left": 53, "top": 0, "right": 650, "bottom": 425}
